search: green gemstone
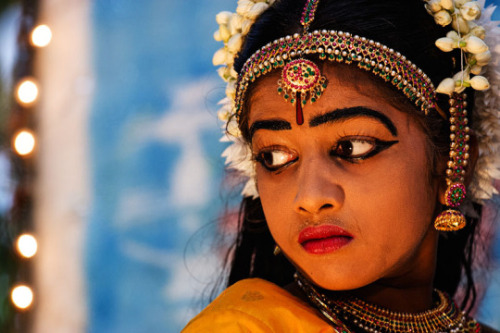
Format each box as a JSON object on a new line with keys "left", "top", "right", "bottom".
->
{"left": 284, "top": 94, "right": 289, "bottom": 99}
{"left": 311, "top": 97, "right": 316, "bottom": 102}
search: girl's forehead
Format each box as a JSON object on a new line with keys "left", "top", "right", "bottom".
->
{"left": 247, "top": 63, "right": 412, "bottom": 124}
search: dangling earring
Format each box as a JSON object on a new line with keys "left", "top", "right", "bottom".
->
{"left": 434, "top": 93, "right": 469, "bottom": 231}
{"left": 273, "top": 245, "right": 281, "bottom": 256}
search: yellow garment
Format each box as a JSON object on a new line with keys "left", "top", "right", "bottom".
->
{"left": 182, "top": 278, "right": 335, "bottom": 333}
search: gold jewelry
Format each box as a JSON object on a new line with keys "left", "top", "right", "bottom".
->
{"left": 273, "top": 244, "right": 281, "bottom": 256}
{"left": 434, "top": 94, "right": 469, "bottom": 231}
{"left": 294, "top": 272, "right": 480, "bottom": 333}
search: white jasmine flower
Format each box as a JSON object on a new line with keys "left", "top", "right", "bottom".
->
{"left": 213, "top": 48, "right": 229, "bottom": 66}
{"left": 219, "top": 24, "right": 231, "bottom": 42}
{"left": 227, "top": 118, "right": 242, "bottom": 137}
{"left": 452, "top": 15, "right": 471, "bottom": 34}
{"left": 246, "top": 2, "right": 269, "bottom": 19}
{"left": 216, "top": 11, "right": 233, "bottom": 25}
{"left": 225, "top": 80, "right": 237, "bottom": 100}
{"left": 434, "top": 10, "right": 452, "bottom": 26}
{"left": 469, "top": 25, "right": 486, "bottom": 39}
{"left": 236, "top": 0, "right": 255, "bottom": 16}
{"left": 469, "top": 75, "right": 490, "bottom": 90}
{"left": 460, "top": 1, "right": 481, "bottom": 21}
{"left": 227, "top": 33, "right": 243, "bottom": 53}
{"left": 435, "top": 37, "right": 457, "bottom": 51}
{"left": 436, "top": 77, "right": 456, "bottom": 95}
{"left": 464, "top": 35, "right": 488, "bottom": 54}
{"left": 439, "top": 0, "right": 453, "bottom": 10}
{"left": 229, "top": 14, "right": 244, "bottom": 35}
{"left": 213, "top": 30, "right": 222, "bottom": 42}
{"left": 241, "top": 19, "right": 254, "bottom": 35}
{"left": 474, "top": 50, "right": 491, "bottom": 66}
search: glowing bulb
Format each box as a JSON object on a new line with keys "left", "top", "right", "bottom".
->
{"left": 11, "top": 285, "right": 33, "bottom": 309}
{"left": 17, "top": 234, "right": 37, "bottom": 258}
{"left": 31, "top": 24, "right": 52, "bottom": 47}
{"left": 13, "top": 130, "right": 36, "bottom": 156}
{"left": 16, "top": 79, "right": 38, "bottom": 105}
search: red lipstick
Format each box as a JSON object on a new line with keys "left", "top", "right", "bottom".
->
{"left": 298, "top": 225, "right": 353, "bottom": 254}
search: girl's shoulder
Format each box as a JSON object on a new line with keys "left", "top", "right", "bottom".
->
{"left": 182, "top": 278, "right": 336, "bottom": 332}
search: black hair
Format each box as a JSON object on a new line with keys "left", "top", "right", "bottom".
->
{"left": 222, "top": 0, "right": 482, "bottom": 313}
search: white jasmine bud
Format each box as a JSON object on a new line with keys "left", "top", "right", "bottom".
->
{"left": 241, "top": 19, "right": 253, "bottom": 35}
{"left": 464, "top": 36, "right": 488, "bottom": 54}
{"left": 246, "top": 2, "right": 269, "bottom": 19}
{"left": 470, "top": 65, "right": 483, "bottom": 74}
{"left": 236, "top": 0, "right": 255, "bottom": 16}
{"left": 452, "top": 15, "right": 471, "bottom": 34}
{"left": 453, "top": 71, "right": 470, "bottom": 93}
{"left": 446, "top": 30, "right": 460, "bottom": 39}
{"left": 229, "top": 14, "right": 244, "bottom": 35}
{"left": 434, "top": 10, "right": 452, "bottom": 26}
{"left": 435, "top": 37, "right": 456, "bottom": 51}
{"left": 213, "top": 30, "right": 222, "bottom": 42}
{"left": 469, "top": 75, "right": 490, "bottom": 90}
{"left": 212, "top": 48, "right": 231, "bottom": 66}
{"left": 219, "top": 24, "right": 231, "bottom": 42}
{"left": 474, "top": 50, "right": 491, "bottom": 66}
{"left": 216, "top": 11, "right": 233, "bottom": 25}
{"left": 440, "top": 0, "right": 453, "bottom": 10}
{"left": 225, "top": 81, "right": 237, "bottom": 100}
{"left": 469, "top": 25, "right": 486, "bottom": 39}
{"left": 227, "top": 33, "right": 243, "bottom": 53}
{"left": 427, "top": 0, "right": 442, "bottom": 12}
{"left": 460, "top": 1, "right": 481, "bottom": 21}
{"left": 436, "top": 78, "right": 456, "bottom": 95}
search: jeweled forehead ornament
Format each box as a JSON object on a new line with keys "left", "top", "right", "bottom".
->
{"left": 276, "top": 0, "right": 326, "bottom": 125}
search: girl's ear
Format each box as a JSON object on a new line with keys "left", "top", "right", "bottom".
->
{"left": 436, "top": 131, "right": 479, "bottom": 205}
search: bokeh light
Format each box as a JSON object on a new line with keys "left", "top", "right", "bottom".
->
{"left": 31, "top": 24, "right": 52, "bottom": 47}
{"left": 13, "top": 130, "right": 36, "bottom": 156}
{"left": 16, "top": 79, "right": 39, "bottom": 105}
{"left": 16, "top": 234, "right": 38, "bottom": 258}
{"left": 11, "top": 285, "right": 34, "bottom": 309}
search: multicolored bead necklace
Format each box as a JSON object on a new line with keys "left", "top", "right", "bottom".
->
{"left": 294, "top": 272, "right": 481, "bottom": 333}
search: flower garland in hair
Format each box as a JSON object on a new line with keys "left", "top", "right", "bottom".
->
{"left": 213, "top": 0, "right": 276, "bottom": 198}
{"left": 425, "top": 0, "right": 500, "bottom": 201}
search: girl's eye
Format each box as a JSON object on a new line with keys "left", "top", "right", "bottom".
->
{"left": 331, "top": 137, "right": 398, "bottom": 161}
{"left": 255, "top": 149, "right": 297, "bottom": 171}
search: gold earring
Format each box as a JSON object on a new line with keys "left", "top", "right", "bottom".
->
{"left": 273, "top": 245, "right": 281, "bottom": 256}
{"left": 434, "top": 94, "right": 469, "bottom": 231}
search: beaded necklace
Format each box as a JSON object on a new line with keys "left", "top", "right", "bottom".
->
{"left": 294, "top": 272, "right": 481, "bottom": 333}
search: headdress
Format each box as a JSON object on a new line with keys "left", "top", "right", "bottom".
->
{"left": 213, "top": 0, "right": 500, "bottom": 220}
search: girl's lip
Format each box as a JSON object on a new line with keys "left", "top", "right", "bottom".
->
{"left": 298, "top": 225, "right": 353, "bottom": 243}
{"left": 298, "top": 225, "right": 353, "bottom": 254}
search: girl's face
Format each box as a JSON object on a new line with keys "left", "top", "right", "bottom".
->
{"left": 248, "top": 64, "right": 441, "bottom": 291}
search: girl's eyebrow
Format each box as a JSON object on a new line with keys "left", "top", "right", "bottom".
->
{"left": 309, "top": 106, "right": 398, "bottom": 137}
{"left": 249, "top": 119, "right": 292, "bottom": 139}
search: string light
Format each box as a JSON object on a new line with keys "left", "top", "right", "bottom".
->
{"left": 15, "top": 78, "right": 38, "bottom": 105}
{"left": 30, "top": 24, "right": 52, "bottom": 47}
{"left": 11, "top": 285, "right": 34, "bottom": 310}
{"left": 16, "top": 234, "right": 38, "bottom": 258}
{"left": 13, "top": 129, "right": 36, "bottom": 156}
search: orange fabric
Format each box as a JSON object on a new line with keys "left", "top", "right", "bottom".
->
{"left": 182, "top": 278, "right": 336, "bottom": 333}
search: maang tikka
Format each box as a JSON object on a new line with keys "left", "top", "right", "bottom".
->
{"left": 277, "top": 0, "right": 327, "bottom": 125}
